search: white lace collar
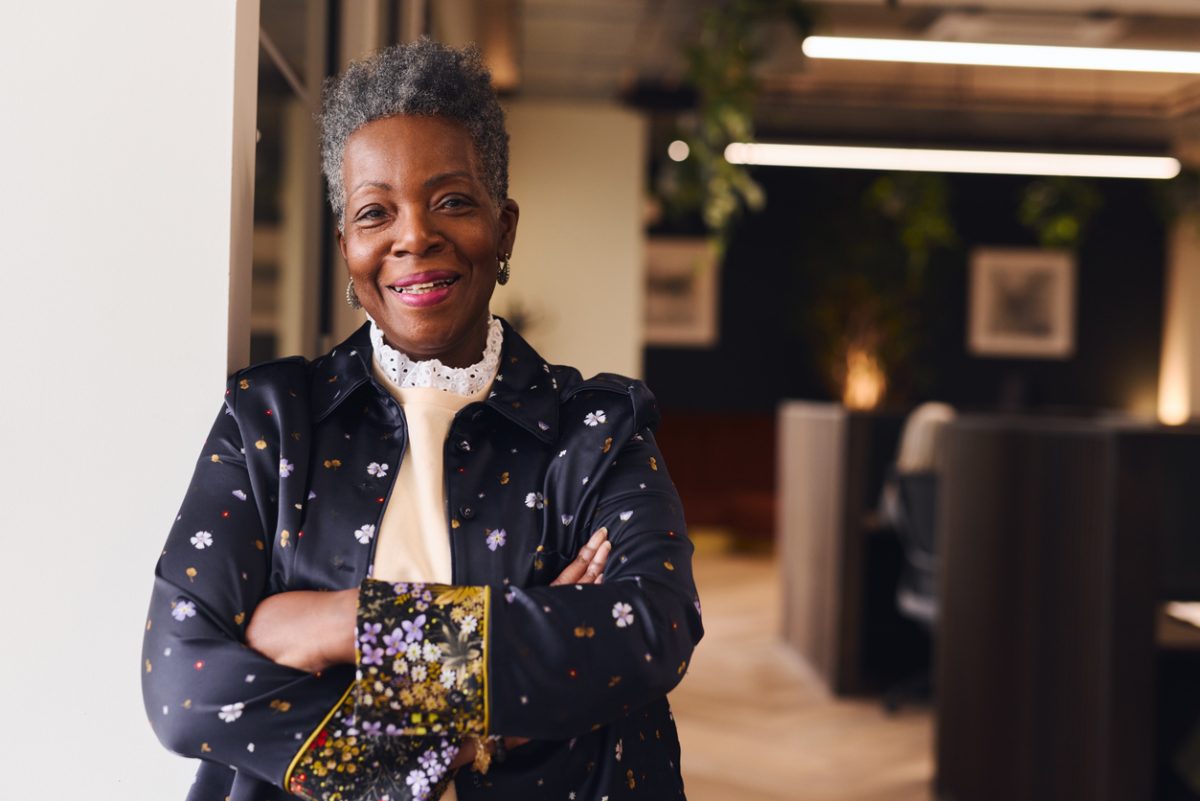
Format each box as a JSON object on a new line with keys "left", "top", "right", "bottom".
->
{"left": 367, "top": 314, "right": 503, "bottom": 396}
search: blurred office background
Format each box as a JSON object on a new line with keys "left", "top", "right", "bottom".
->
{"left": 7, "top": 1, "right": 1200, "bottom": 798}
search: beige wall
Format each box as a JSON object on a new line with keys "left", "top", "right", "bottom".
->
{"left": 1159, "top": 127, "right": 1200, "bottom": 424}
{"left": 499, "top": 100, "right": 647, "bottom": 379}
{"left": 0, "top": 0, "right": 259, "bottom": 795}
{"left": 1159, "top": 215, "right": 1200, "bottom": 423}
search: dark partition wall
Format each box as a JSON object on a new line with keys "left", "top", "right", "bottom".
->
{"left": 935, "top": 417, "right": 1200, "bottom": 801}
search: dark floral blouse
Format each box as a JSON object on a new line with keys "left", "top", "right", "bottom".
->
{"left": 141, "top": 319, "right": 703, "bottom": 801}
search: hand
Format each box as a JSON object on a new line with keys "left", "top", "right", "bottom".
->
{"left": 550, "top": 526, "right": 610, "bottom": 586}
{"left": 448, "top": 529, "right": 610, "bottom": 770}
{"left": 244, "top": 588, "right": 358, "bottom": 673}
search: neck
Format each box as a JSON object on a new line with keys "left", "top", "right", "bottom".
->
{"left": 373, "top": 315, "right": 494, "bottom": 368}
{"left": 437, "top": 317, "right": 491, "bottom": 368}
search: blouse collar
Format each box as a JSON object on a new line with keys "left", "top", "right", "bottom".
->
{"left": 366, "top": 314, "right": 502, "bottom": 397}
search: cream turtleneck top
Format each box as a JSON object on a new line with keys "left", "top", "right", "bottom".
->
{"left": 366, "top": 315, "right": 502, "bottom": 585}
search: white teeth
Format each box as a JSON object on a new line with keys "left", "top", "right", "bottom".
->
{"left": 392, "top": 278, "right": 456, "bottom": 295}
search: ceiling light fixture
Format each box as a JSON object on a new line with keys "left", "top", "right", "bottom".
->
{"left": 801, "top": 35, "right": 1200, "bottom": 75}
{"left": 723, "top": 143, "right": 1181, "bottom": 180}
{"left": 667, "top": 140, "right": 690, "bottom": 162}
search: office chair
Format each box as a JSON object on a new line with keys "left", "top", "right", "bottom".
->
{"left": 881, "top": 402, "right": 954, "bottom": 712}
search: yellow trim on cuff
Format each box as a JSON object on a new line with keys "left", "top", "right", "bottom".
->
{"left": 482, "top": 583, "right": 491, "bottom": 737}
{"left": 282, "top": 682, "right": 356, "bottom": 791}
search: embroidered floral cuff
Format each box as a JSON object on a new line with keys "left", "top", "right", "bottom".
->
{"left": 286, "top": 686, "right": 460, "bottom": 801}
{"left": 354, "top": 580, "right": 490, "bottom": 739}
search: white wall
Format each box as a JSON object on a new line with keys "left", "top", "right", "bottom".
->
{"left": 0, "top": 1, "right": 258, "bottom": 797}
{"left": 499, "top": 101, "right": 646, "bottom": 379}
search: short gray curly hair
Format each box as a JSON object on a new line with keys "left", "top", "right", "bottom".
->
{"left": 319, "top": 39, "right": 509, "bottom": 227}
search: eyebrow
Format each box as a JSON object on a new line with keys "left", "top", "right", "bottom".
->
{"left": 348, "top": 180, "right": 392, "bottom": 196}
{"left": 423, "top": 171, "right": 475, "bottom": 188}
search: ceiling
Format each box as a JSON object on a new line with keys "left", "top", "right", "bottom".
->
{"left": 256, "top": 0, "right": 1200, "bottom": 154}
{"left": 515, "top": 0, "right": 1200, "bottom": 152}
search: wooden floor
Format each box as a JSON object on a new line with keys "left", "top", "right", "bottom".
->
{"left": 670, "top": 548, "right": 934, "bottom": 801}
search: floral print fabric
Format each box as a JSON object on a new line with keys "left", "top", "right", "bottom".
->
{"left": 352, "top": 580, "right": 488, "bottom": 739}
{"left": 287, "top": 689, "right": 461, "bottom": 801}
{"left": 286, "top": 581, "right": 488, "bottom": 801}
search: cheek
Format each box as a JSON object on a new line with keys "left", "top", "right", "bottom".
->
{"left": 344, "top": 238, "right": 383, "bottom": 274}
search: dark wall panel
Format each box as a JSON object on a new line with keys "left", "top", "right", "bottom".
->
{"left": 645, "top": 168, "right": 1166, "bottom": 416}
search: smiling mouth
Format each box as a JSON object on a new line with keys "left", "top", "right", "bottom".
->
{"left": 389, "top": 276, "right": 460, "bottom": 295}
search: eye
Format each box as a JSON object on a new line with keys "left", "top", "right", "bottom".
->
{"left": 438, "top": 195, "right": 474, "bottom": 211}
{"left": 353, "top": 206, "right": 387, "bottom": 224}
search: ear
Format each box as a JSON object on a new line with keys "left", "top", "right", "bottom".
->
{"left": 498, "top": 199, "right": 520, "bottom": 256}
{"left": 336, "top": 226, "right": 348, "bottom": 264}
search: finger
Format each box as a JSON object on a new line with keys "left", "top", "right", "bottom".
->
{"left": 550, "top": 528, "right": 608, "bottom": 586}
{"left": 576, "top": 530, "right": 610, "bottom": 583}
{"left": 581, "top": 540, "right": 611, "bottom": 583}
{"left": 570, "top": 527, "right": 608, "bottom": 570}
{"left": 587, "top": 526, "right": 608, "bottom": 547}
{"left": 595, "top": 572, "right": 604, "bottom": 585}
{"left": 551, "top": 552, "right": 590, "bottom": 586}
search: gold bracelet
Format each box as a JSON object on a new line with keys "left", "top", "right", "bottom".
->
{"left": 470, "top": 735, "right": 493, "bottom": 774}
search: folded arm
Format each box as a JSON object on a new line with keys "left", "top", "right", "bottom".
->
{"left": 141, "top": 400, "right": 355, "bottom": 787}
{"left": 487, "top": 428, "right": 703, "bottom": 739}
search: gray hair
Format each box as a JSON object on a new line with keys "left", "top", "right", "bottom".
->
{"left": 319, "top": 39, "right": 509, "bottom": 228}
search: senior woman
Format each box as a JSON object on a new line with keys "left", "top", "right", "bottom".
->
{"left": 142, "top": 39, "right": 702, "bottom": 801}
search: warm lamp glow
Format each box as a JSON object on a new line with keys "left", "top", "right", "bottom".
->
{"left": 1158, "top": 366, "right": 1190, "bottom": 425}
{"left": 724, "top": 142, "right": 1181, "bottom": 180}
{"left": 802, "top": 36, "right": 1200, "bottom": 75}
{"left": 843, "top": 348, "right": 886, "bottom": 411}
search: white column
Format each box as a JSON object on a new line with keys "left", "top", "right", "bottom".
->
{"left": 0, "top": 0, "right": 259, "bottom": 795}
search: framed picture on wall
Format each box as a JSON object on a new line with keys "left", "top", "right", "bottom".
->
{"left": 644, "top": 237, "right": 720, "bottom": 347}
{"left": 968, "top": 247, "right": 1076, "bottom": 359}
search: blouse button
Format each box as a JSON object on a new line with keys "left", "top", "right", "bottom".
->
{"left": 460, "top": 506, "right": 476, "bottom": 520}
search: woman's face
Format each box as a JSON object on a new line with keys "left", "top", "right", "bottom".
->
{"left": 338, "top": 114, "right": 518, "bottom": 367}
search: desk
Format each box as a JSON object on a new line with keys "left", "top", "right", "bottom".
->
{"left": 935, "top": 416, "right": 1200, "bottom": 801}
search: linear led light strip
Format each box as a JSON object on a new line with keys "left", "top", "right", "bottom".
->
{"left": 723, "top": 143, "right": 1181, "bottom": 179}
{"left": 802, "top": 35, "right": 1200, "bottom": 74}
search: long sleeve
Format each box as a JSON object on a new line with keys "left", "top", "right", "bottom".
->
{"left": 141, "top": 398, "right": 354, "bottom": 788}
{"left": 487, "top": 425, "right": 703, "bottom": 739}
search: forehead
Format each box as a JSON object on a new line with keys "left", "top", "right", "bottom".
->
{"left": 342, "top": 114, "right": 483, "bottom": 184}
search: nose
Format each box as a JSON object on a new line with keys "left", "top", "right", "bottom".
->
{"left": 390, "top": 204, "right": 444, "bottom": 257}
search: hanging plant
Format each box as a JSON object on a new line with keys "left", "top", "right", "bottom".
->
{"left": 1017, "top": 176, "right": 1101, "bottom": 249}
{"left": 660, "top": 0, "right": 814, "bottom": 249}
